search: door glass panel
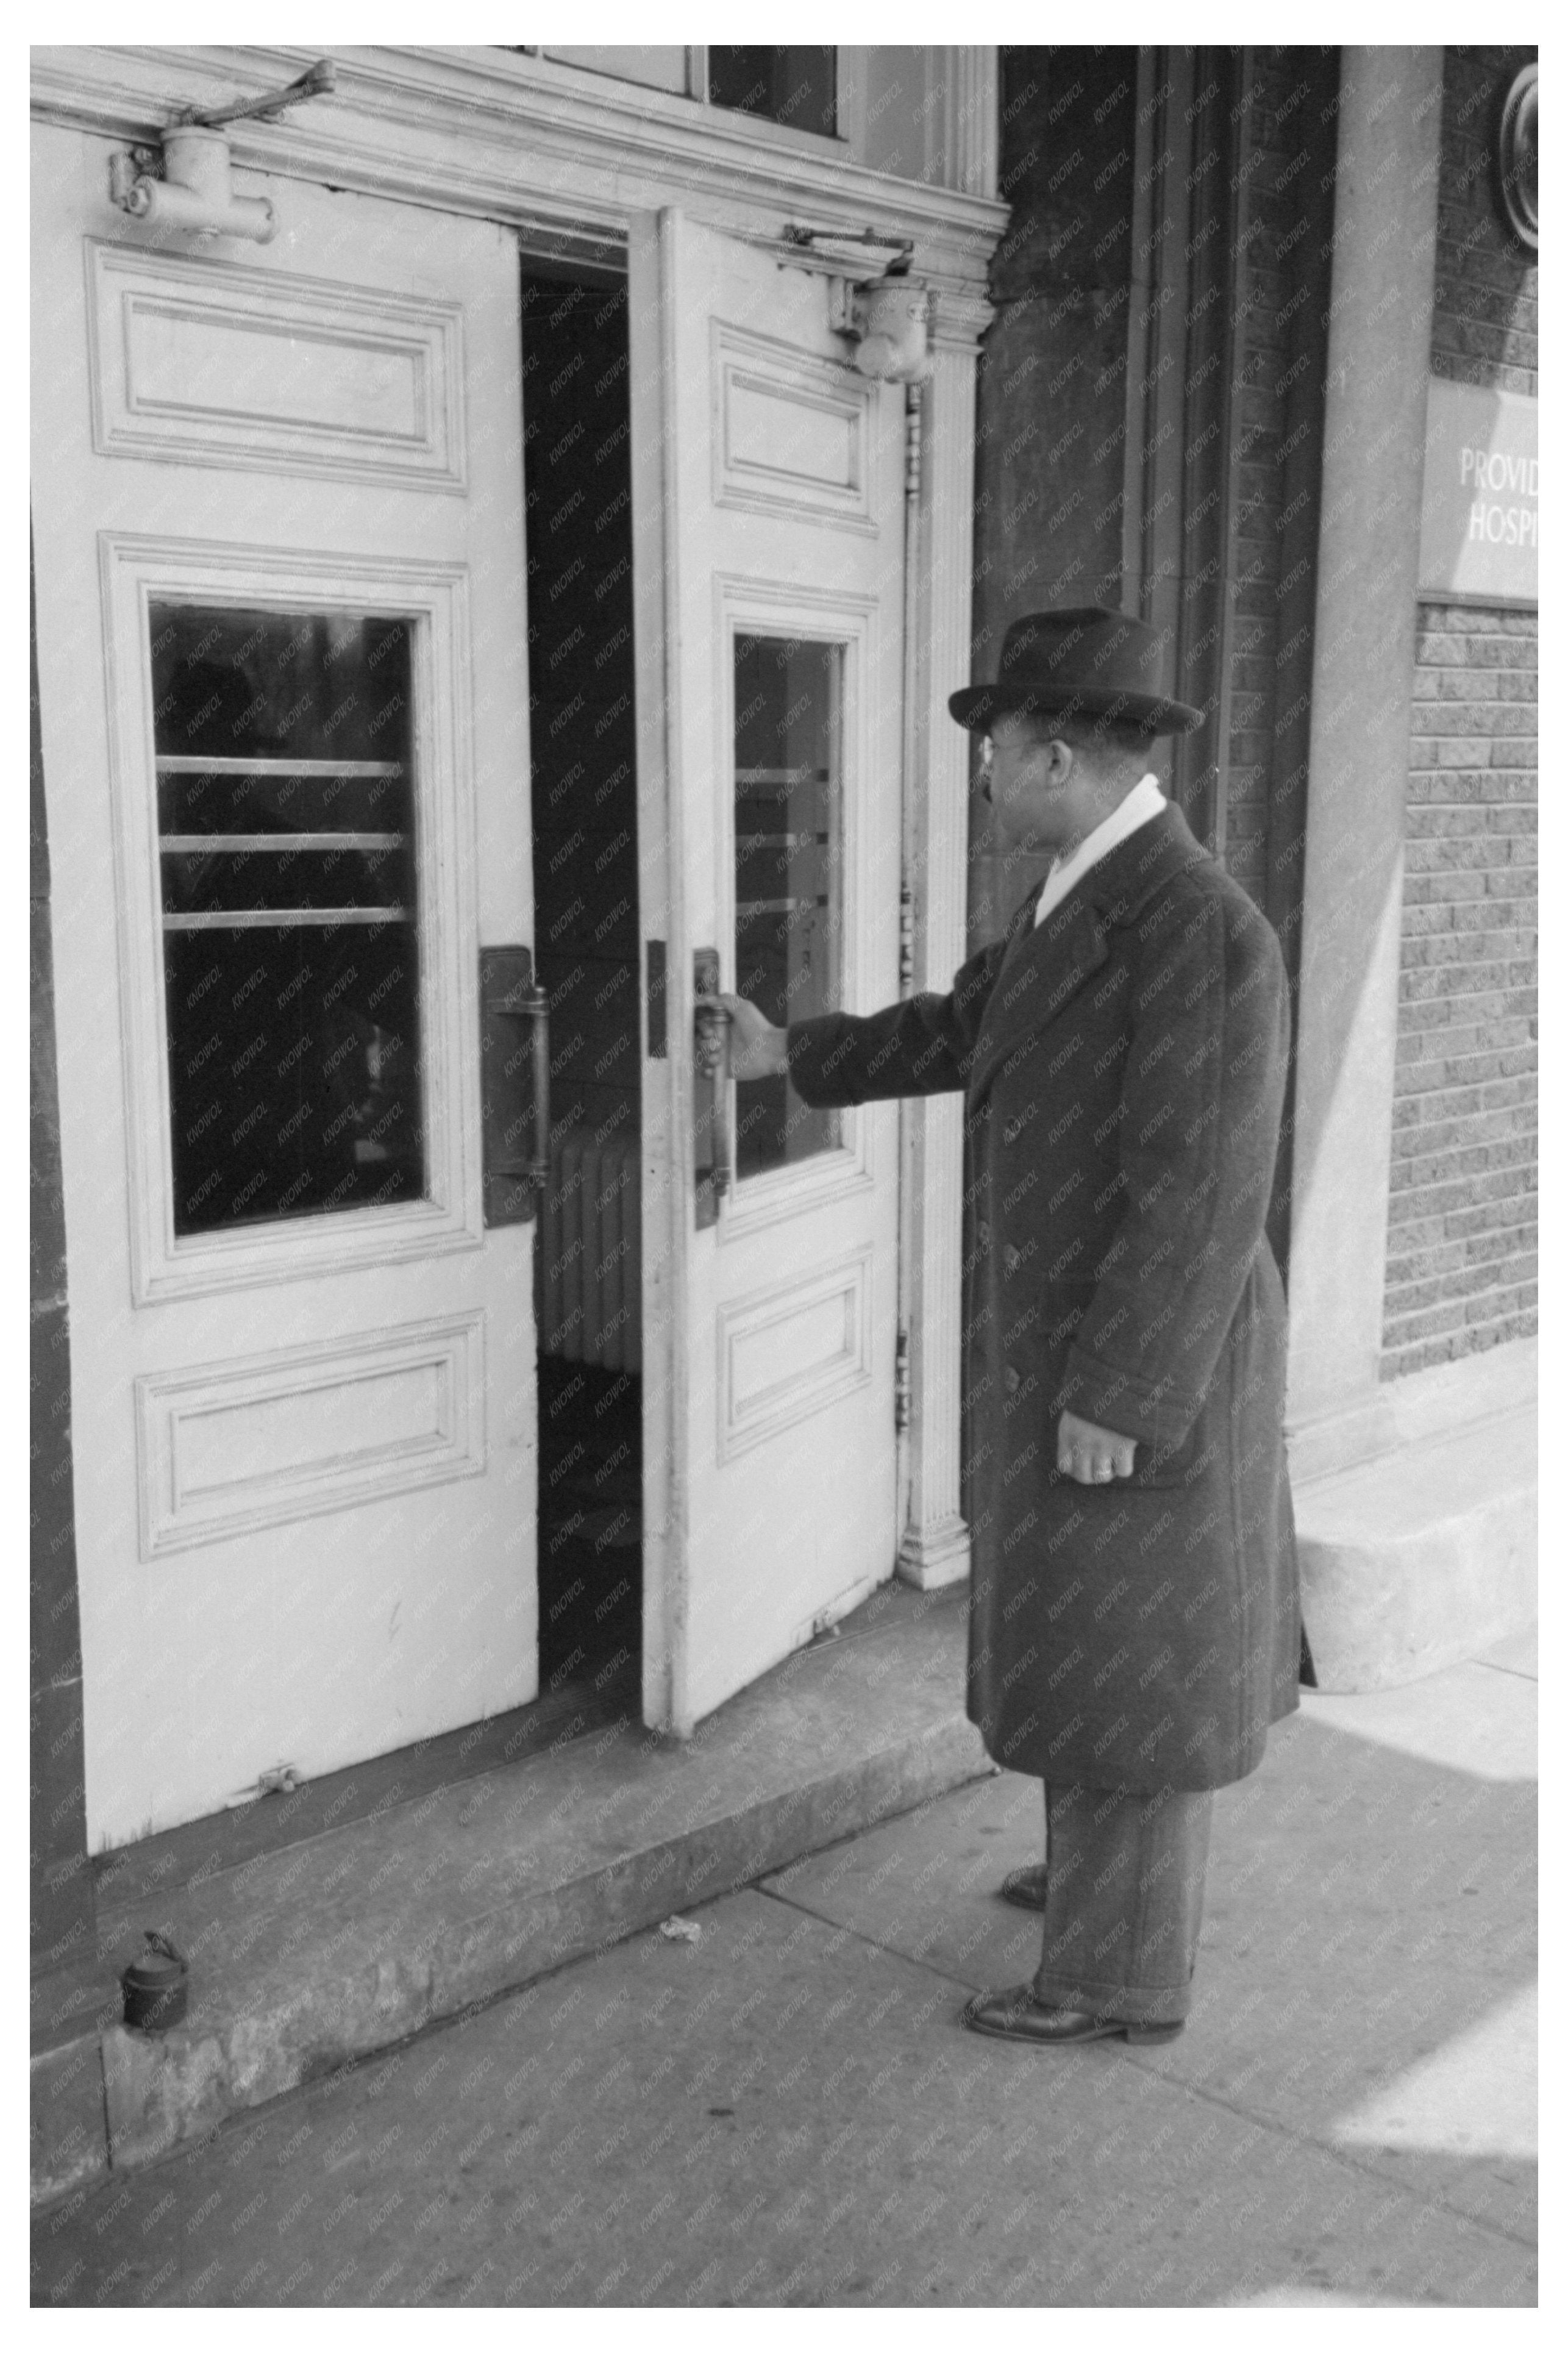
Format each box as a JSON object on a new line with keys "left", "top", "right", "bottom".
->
{"left": 149, "top": 603, "right": 425, "bottom": 1235}
{"left": 732, "top": 633, "right": 843, "bottom": 1180}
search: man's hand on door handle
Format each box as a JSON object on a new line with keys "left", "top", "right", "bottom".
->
{"left": 714, "top": 994, "right": 789, "bottom": 1080}
{"left": 716, "top": 993, "right": 1139, "bottom": 1488}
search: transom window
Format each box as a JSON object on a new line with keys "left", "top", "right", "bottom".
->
{"left": 707, "top": 49, "right": 836, "bottom": 137}
{"left": 515, "top": 47, "right": 838, "bottom": 137}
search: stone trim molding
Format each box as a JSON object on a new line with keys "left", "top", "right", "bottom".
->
{"left": 31, "top": 45, "right": 1006, "bottom": 337}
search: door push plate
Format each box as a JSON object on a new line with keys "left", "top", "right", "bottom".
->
{"left": 693, "top": 946, "right": 730, "bottom": 1231}
{"left": 480, "top": 945, "right": 549, "bottom": 1227}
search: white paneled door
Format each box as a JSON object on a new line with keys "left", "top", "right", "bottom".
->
{"left": 629, "top": 212, "right": 903, "bottom": 1734}
{"left": 32, "top": 129, "right": 538, "bottom": 1844}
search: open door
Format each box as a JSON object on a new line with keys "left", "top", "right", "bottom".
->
{"left": 630, "top": 210, "right": 905, "bottom": 1734}
{"left": 30, "top": 133, "right": 540, "bottom": 1843}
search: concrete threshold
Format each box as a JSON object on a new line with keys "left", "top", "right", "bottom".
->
{"left": 31, "top": 1582, "right": 986, "bottom": 2207}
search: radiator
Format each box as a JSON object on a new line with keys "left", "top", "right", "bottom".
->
{"left": 538, "top": 1127, "right": 642, "bottom": 1373}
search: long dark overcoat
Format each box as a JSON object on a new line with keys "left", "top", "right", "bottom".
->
{"left": 788, "top": 803, "right": 1300, "bottom": 1793}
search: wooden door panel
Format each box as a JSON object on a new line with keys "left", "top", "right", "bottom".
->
{"left": 31, "top": 127, "right": 538, "bottom": 1844}
{"left": 630, "top": 210, "right": 902, "bottom": 1734}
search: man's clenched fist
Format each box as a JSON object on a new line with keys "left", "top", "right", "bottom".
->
{"left": 1057, "top": 1409, "right": 1138, "bottom": 1484}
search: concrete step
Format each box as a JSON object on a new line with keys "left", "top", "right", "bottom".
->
{"left": 31, "top": 1584, "right": 988, "bottom": 2207}
{"left": 1295, "top": 1385, "right": 1536, "bottom": 1693}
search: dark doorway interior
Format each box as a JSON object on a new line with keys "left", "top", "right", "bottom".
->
{"left": 521, "top": 267, "right": 643, "bottom": 1695}
{"left": 536, "top": 1355, "right": 640, "bottom": 1688}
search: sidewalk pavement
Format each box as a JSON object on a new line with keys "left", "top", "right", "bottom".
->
{"left": 30, "top": 1623, "right": 1536, "bottom": 2307}
{"left": 30, "top": 1585, "right": 987, "bottom": 2201}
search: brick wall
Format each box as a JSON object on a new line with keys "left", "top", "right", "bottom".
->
{"left": 1381, "top": 45, "right": 1538, "bottom": 1377}
{"left": 1217, "top": 49, "right": 1335, "bottom": 924}
{"left": 969, "top": 49, "right": 1328, "bottom": 946}
{"left": 1215, "top": 52, "right": 1299, "bottom": 912}
{"left": 967, "top": 46, "right": 1138, "bottom": 949}
{"left": 1384, "top": 610, "right": 1538, "bottom": 1375}
{"left": 1431, "top": 46, "right": 1538, "bottom": 396}
{"left": 969, "top": 46, "right": 1336, "bottom": 1285}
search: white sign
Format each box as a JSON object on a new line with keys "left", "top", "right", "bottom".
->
{"left": 1418, "top": 378, "right": 1538, "bottom": 604}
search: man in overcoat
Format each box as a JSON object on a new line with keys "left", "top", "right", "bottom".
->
{"left": 721, "top": 606, "right": 1300, "bottom": 2047}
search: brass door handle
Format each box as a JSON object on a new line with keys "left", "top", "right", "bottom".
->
{"left": 480, "top": 946, "right": 549, "bottom": 1226}
{"left": 693, "top": 945, "right": 730, "bottom": 1225}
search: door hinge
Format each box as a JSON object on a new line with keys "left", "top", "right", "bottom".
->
{"left": 898, "top": 878, "right": 915, "bottom": 999}
{"left": 894, "top": 1324, "right": 911, "bottom": 1434}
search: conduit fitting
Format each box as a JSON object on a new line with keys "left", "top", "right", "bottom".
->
{"left": 831, "top": 278, "right": 935, "bottom": 384}
{"left": 110, "top": 124, "right": 276, "bottom": 243}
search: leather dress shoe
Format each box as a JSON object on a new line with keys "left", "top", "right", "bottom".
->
{"left": 960, "top": 1984, "right": 1183, "bottom": 2047}
{"left": 999, "top": 1865, "right": 1050, "bottom": 1912}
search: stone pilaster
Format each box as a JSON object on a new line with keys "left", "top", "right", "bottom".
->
{"left": 897, "top": 318, "right": 987, "bottom": 1588}
{"left": 1285, "top": 46, "right": 1445, "bottom": 1473}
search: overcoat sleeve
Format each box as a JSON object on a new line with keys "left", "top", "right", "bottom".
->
{"left": 785, "top": 935, "right": 1010, "bottom": 1107}
{"left": 1056, "top": 889, "right": 1290, "bottom": 1453}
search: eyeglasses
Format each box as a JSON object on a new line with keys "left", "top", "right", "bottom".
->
{"left": 977, "top": 730, "right": 1041, "bottom": 776}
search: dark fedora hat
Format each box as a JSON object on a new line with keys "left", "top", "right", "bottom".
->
{"left": 948, "top": 605, "right": 1204, "bottom": 736}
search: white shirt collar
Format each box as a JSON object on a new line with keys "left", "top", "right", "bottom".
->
{"left": 1033, "top": 773, "right": 1166, "bottom": 926}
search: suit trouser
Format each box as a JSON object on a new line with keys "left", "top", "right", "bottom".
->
{"left": 1031, "top": 1779, "right": 1213, "bottom": 2025}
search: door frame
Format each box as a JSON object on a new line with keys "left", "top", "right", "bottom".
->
{"left": 30, "top": 44, "right": 1005, "bottom": 1720}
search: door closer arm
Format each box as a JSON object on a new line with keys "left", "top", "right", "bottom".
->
{"left": 109, "top": 60, "right": 337, "bottom": 243}
{"left": 783, "top": 224, "right": 933, "bottom": 384}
